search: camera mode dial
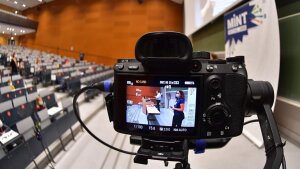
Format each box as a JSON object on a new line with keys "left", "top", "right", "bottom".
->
{"left": 205, "top": 103, "right": 230, "bottom": 128}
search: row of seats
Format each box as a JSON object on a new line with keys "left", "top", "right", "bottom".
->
{"left": 0, "top": 74, "right": 21, "bottom": 83}
{"left": 0, "top": 45, "right": 114, "bottom": 169}
{"left": 0, "top": 97, "right": 77, "bottom": 169}
{"left": 0, "top": 46, "right": 93, "bottom": 81}
{"left": 0, "top": 68, "right": 11, "bottom": 77}
{"left": 82, "top": 69, "right": 114, "bottom": 101}
{"left": 0, "top": 79, "right": 24, "bottom": 94}
{"left": 0, "top": 86, "right": 58, "bottom": 134}
{"left": 63, "top": 68, "right": 113, "bottom": 95}
{"left": 31, "top": 64, "right": 99, "bottom": 87}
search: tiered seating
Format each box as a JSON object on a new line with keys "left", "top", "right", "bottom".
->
{"left": 0, "top": 45, "right": 114, "bottom": 168}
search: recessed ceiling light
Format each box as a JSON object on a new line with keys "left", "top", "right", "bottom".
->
{"left": 22, "top": 4, "right": 26, "bottom": 7}
{"left": 12, "top": 28, "right": 14, "bottom": 31}
{"left": 15, "top": 11, "right": 18, "bottom": 14}
{"left": 2, "top": 31, "right": 4, "bottom": 34}
{"left": 14, "top": 33, "right": 17, "bottom": 35}
{"left": 38, "top": 0, "right": 42, "bottom": 2}
{"left": 11, "top": 37, "right": 14, "bottom": 40}
{"left": 7, "top": 28, "right": 9, "bottom": 30}
{"left": 14, "top": 1, "right": 18, "bottom": 4}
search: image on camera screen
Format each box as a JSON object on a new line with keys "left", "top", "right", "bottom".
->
{"left": 126, "top": 84, "right": 197, "bottom": 128}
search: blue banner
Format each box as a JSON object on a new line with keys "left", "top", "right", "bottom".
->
{"left": 225, "top": 2, "right": 266, "bottom": 45}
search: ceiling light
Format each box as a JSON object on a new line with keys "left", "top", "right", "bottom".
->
{"left": 11, "top": 37, "right": 14, "bottom": 40}
{"left": 22, "top": 4, "right": 26, "bottom": 7}
{"left": 38, "top": 0, "right": 42, "bottom": 2}
{"left": 15, "top": 11, "right": 18, "bottom": 14}
{"left": 12, "top": 28, "right": 14, "bottom": 31}
{"left": 2, "top": 31, "right": 4, "bottom": 34}
{"left": 14, "top": 1, "right": 18, "bottom": 4}
{"left": 7, "top": 28, "right": 9, "bottom": 30}
{"left": 14, "top": 33, "right": 17, "bottom": 35}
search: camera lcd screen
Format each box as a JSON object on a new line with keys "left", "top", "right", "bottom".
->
{"left": 125, "top": 78, "right": 198, "bottom": 135}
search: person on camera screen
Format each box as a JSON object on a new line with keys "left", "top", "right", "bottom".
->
{"left": 154, "top": 90, "right": 162, "bottom": 111}
{"left": 171, "top": 90, "right": 185, "bottom": 127}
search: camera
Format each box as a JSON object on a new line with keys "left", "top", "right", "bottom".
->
{"left": 110, "top": 32, "right": 248, "bottom": 139}
{"left": 73, "top": 31, "right": 284, "bottom": 169}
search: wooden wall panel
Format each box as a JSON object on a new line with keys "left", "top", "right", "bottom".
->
{"left": 19, "top": 0, "right": 183, "bottom": 65}
{"left": 127, "top": 86, "right": 160, "bottom": 104}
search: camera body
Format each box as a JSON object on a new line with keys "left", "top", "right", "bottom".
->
{"left": 110, "top": 32, "right": 248, "bottom": 139}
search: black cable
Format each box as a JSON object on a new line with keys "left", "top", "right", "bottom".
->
{"left": 39, "top": 139, "right": 55, "bottom": 169}
{"left": 282, "top": 155, "right": 286, "bottom": 169}
{"left": 72, "top": 85, "right": 144, "bottom": 156}
{"left": 34, "top": 123, "right": 55, "bottom": 168}
{"left": 73, "top": 83, "right": 186, "bottom": 161}
{"left": 243, "top": 119, "right": 259, "bottom": 125}
{"left": 244, "top": 119, "right": 287, "bottom": 169}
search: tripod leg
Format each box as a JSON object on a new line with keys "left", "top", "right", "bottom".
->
{"left": 174, "top": 140, "right": 190, "bottom": 169}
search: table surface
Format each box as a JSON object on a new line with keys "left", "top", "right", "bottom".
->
{"left": 146, "top": 105, "right": 160, "bottom": 114}
{"left": 48, "top": 106, "right": 63, "bottom": 116}
{"left": 0, "top": 130, "right": 19, "bottom": 145}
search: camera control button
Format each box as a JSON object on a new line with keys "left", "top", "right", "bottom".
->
{"left": 207, "top": 131, "right": 212, "bottom": 137}
{"left": 209, "top": 79, "right": 221, "bottom": 90}
{"left": 232, "top": 65, "right": 238, "bottom": 72}
{"left": 206, "top": 104, "right": 229, "bottom": 128}
{"left": 225, "top": 126, "right": 230, "bottom": 130}
{"left": 206, "top": 65, "right": 214, "bottom": 72}
{"left": 192, "top": 60, "right": 202, "bottom": 72}
{"left": 128, "top": 65, "right": 139, "bottom": 70}
{"left": 115, "top": 64, "right": 124, "bottom": 70}
{"left": 210, "top": 96, "right": 216, "bottom": 101}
